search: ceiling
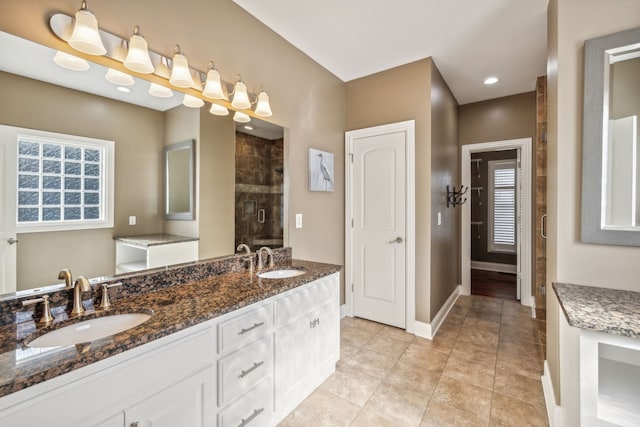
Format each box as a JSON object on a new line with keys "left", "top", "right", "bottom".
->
{"left": 232, "top": 0, "right": 549, "bottom": 105}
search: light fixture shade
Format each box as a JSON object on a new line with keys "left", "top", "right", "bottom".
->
{"left": 169, "top": 52, "right": 195, "bottom": 88}
{"left": 231, "top": 81, "right": 251, "bottom": 110}
{"left": 209, "top": 103, "right": 229, "bottom": 116}
{"left": 68, "top": 5, "right": 106, "bottom": 55}
{"left": 149, "top": 82, "right": 174, "bottom": 98}
{"left": 53, "top": 51, "right": 90, "bottom": 71}
{"left": 254, "top": 91, "right": 273, "bottom": 117}
{"left": 233, "top": 111, "right": 251, "bottom": 123}
{"left": 203, "top": 69, "right": 225, "bottom": 100}
{"left": 105, "top": 68, "right": 135, "bottom": 86}
{"left": 124, "top": 30, "right": 154, "bottom": 74}
{"left": 183, "top": 94, "right": 205, "bottom": 108}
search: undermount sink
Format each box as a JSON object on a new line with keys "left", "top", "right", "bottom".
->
{"left": 257, "top": 269, "right": 305, "bottom": 279}
{"left": 26, "top": 312, "right": 152, "bottom": 348}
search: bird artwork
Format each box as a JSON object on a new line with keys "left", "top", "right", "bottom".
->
{"left": 309, "top": 148, "right": 334, "bottom": 192}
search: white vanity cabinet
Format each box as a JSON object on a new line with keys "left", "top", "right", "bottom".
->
{"left": 114, "top": 235, "right": 198, "bottom": 274}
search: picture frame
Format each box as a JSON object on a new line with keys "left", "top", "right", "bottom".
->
{"left": 309, "top": 148, "right": 334, "bottom": 192}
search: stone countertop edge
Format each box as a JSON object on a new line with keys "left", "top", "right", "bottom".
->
{"left": 553, "top": 282, "right": 640, "bottom": 339}
{"left": 113, "top": 234, "right": 200, "bottom": 247}
{"left": 0, "top": 259, "right": 342, "bottom": 399}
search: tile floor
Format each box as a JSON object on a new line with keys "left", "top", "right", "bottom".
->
{"left": 279, "top": 294, "right": 549, "bottom": 426}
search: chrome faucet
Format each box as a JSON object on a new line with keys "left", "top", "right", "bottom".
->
{"left": 236, "top": 243, "right": 254, "bottom": 274}
{"left": 70, "top": 276, "right": 91, "bottom": 317}
{"left": 257, "top": 247, "right": 275, "bottom": 271}
{"left": 58, "top": 269, "right": 72, "bottom": 288}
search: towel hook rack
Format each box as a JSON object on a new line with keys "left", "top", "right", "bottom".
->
{"left": 446, "top": 185, "right": 468, "bottom": 207}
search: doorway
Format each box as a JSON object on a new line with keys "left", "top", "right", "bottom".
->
{"left": 461, "top": 138, "right": 533, "bottom": 308}
{"left": 345, "top": 120, "right": 415, "bottom": 330}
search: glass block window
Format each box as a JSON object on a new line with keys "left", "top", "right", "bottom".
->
{"left": 16, "top": 133, "right": 114, "bottom": 233}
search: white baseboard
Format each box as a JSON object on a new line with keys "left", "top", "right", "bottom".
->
{"left": 471, "top": 261, "right": 517, "bottom": 274}
{"left": 542, "top": 360, "right": 560, "bottom": 427}
{"left": 531, "top": 298, "right": 537, "bottom": 318}
{"left": 412, "top": 285, "right": 461, "bottom": 340}
{"left": 340, "top": 304, "right": 346, "bottom": 319}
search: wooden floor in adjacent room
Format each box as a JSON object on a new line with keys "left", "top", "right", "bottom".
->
{"left": 471, "top": 268, "right": 517, "bottom": 301}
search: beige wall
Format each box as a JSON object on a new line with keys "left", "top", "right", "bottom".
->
{"left": 546, "top": 0, "right": 640, "bottom": 412}
{"left": 346, "top": 59, "right": 432, "bottom": 322}
{"left": 0, "top": 71, "right": 164, "bottom": 290}
{"left": 1, "top": 0, "right": 346, "bottom": 288}
{"left": 429, "top": 62, "right": 460, "bottom": 320}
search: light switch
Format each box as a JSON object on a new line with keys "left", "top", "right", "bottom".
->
{"left": 129, "top": 216, "right": 137, "bottom": 226}
{"left": 295, "top": 213, "right": 303, "bottom": 229}
{"left": 437, "top": 212, "right": 442, "bottom": 226}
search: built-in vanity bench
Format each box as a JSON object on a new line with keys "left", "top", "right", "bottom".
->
{"left": 554, "top": 283, "right": 640, "bottom": 426}
{"left": 0, "top": 248, "right": 341, "bottom": 426}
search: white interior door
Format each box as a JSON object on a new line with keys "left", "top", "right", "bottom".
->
{"left": 0, "top": 125, "right": 17, "bottom": 294}
{"left": 351, "top": 130, "right": 406, "bottom": 328}
{"left": 516, "top": 149, "right": 522, "bottom": 301}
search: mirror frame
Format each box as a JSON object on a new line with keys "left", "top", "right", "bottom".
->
{"left": 581, "top": 26, "right": 640, "bottom": 246}
{"left": 164, "top": 139, "right": 195, "bottom": 220}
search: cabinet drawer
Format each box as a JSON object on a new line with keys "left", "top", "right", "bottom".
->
{"left": 274, "top": 275, "right": 338, "bottom": 328}
{"left": 218, "top": 335, "right": 273, "bottom": 407}
{"left": 218, "top": 378, "right": 272, "bottom": 427}
{"left": 218, "top": 304, "right": 273, "bottom": 353}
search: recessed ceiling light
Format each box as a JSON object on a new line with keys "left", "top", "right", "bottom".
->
{"left": 116, "top": 86, "right": 131, "bottom": 93}
{"left": 243, "top": 125, "right": 254, "bottom": 130}
{"left": 484, "top": 76, "right": 499, "bottom": 85}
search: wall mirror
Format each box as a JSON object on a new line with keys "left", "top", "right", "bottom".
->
{"left": 164, "top": 140, "right": 195, "bottom": 220}
{"left": 0, "top": 30, "right": 287, "bottom": 295}
{"left": 581, "top": 26, "right": 640, "bottom": 246}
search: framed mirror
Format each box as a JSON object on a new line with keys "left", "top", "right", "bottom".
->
{"left": 581, "top": 26, "right": 640, "bottom": 246}
{"left": 164, "top": 140, "right": 195, "bottom": 220}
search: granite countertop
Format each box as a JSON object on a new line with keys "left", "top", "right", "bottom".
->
{"left": 553, "top": 282, "right": 640, "bottom": 338}
{"left": 113, "top": 234, "right": 199, "bottom": 247}
{"left": 0, "top": 259, "right": 341, "bottom": 398}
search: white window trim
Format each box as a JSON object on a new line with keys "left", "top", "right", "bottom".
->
{"left": 488, "top": 159, "right": 517, "bottom": 254}
{"left": 15, "top": 130, "right": 114, "bottom": 233}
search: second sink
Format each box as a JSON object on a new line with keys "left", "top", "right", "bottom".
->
{"left": 257, "top": 269, "right": 305, "bottom": 279}
{"left": 26, "top": 311, "right": 153, "bottom": 348}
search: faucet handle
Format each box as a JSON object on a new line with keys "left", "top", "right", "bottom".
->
{"left": 99, "top": 282, "right": 122, "bottom": 310}
{"left": 22, "top": 295, "right": 55, "bottom": 326}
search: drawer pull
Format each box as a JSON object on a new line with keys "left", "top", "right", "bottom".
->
{"left": 239, "top": 407, "right": 264, "bottom": 427}
{"left": 239, "top": 361, "right": 264, "bottom": 378}
{"left": 238, "top": 321, "right": 264, "bottom": 335}
{"left": 130, "top": 423, "right": 140, "bottom": 427}
{"left": 309, "top": 317, "right": 320, "bottom": 329}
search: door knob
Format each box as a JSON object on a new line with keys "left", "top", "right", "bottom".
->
{"left": 7, "top": 238, "right": 18, "bottom": 245}
{"left": 388, "top": 237, "right": 403, "bottom": 244}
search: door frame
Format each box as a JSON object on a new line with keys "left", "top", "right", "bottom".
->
{"left": 461, "top": 138, "right": 533, "bottom": 307}
{"left": 344, "top": 120, "right": 416, "bottom": 332}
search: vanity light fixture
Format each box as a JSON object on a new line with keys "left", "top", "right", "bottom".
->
{"left": 68, "top": 1, "right": 106, "bottom": 55}
{"left": 123, "top": 26, "right": 154, "bottom": 74}
{"left": 254, "top": 91, "right": 273, "bottom": 117}
{"left": 231, "top": 79, "right": 251, "bottom": 110}
{"left": 149, "top": 82, "right": 173, "bottom": 98}
{"left": 169, "top": 45, "right": 195, "bottom": 88}
{"left": 105, "top": 68, "right": 135, "bottom": 86}
{"left": 233, "top": 111, "right": 251, "bottom": 123}
{"left": 182, "top": 94, "right": 205, "bottom": 108}
{"left": 209, "top": 103, "right": 229, "bottom": 116}
{"left": 203, "top": 63, "right": 225, "bottom": 100}
{"left": 483, "top": 76, "right": 499, "bottom": 85}
{"left": 53, "top": 51, "right": 90, "bottom": 71}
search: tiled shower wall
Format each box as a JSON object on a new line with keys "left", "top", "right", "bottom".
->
{"left": 535, "top": 76, "right": 547, "bottom": 320}
{"left": 235, "top": 132, "right": 284, "bottom": 251}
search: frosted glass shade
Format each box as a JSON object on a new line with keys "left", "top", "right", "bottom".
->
{"left": 233, "top": 111, "right": 251, "bottom": 123}
{"left": 105, "top": 68, "right": 134, "bottom": 86}
{"left": 124, "top": 33, "right": 154, "bottom": 74}
{"left": 68, "top": 8, "right": 106, "bottom": 55}
{"left": 203, "top": 69, "right": 225, "bottom": 100}
{"left": 53, "top": 51, "right": 90, "bottom": 71}
{"left": 209, "top": 103, "right": 229, "bottom": 116}
{"left": 149, "top": 82, "right": 173, "bottom": 98}
{"left": 254, "top": 91, "right": 273, "bottom": 117}
{"left": 231, "top": 81, "right": 251, "bottom": 109}
{"left": 169, "top": 53, "right": 194, "bottom": 88}
{"left": 183, "top": 94, "right": 204, "bottom": 108}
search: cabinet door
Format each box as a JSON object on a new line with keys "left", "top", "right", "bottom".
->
{"left": 308, "top": 300, "right": 340, "bottom": 370}
{"left": 91, "top": 413, "right": 124, "bottom": 427}
{"left": 124, "top": 365, "right": 214, "bottom": 427}
{"left": 274, "top": 315, "right": 308, "bottom": 412}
